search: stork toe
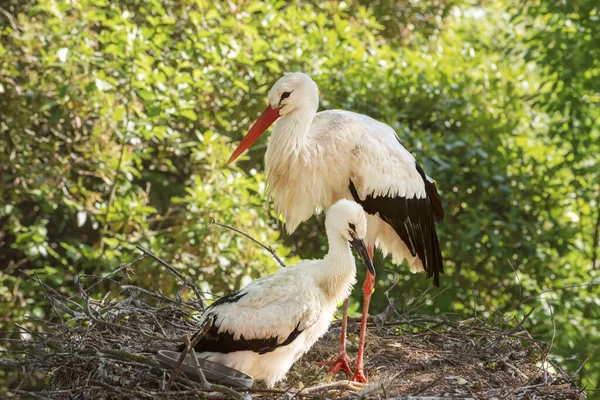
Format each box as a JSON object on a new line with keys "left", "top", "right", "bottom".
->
{"left": 316, "top": 352, "right": 353, "bottom": 376}
{"left": 351, "top": 369, "right": 368, "bottom": 383}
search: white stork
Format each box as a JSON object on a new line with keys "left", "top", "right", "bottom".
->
{"left": 180, "top": 200, "right": 375, "bottom": 387}
{"left": 227, "top": 72, "right": 444, "bottom": 383}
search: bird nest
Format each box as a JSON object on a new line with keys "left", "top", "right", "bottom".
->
{"left": 1, "top": 249, "right": 587, "bottom": 400}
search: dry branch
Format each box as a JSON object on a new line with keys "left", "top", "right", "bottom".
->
{"left": 210, "top": 218, "right": 286, "bottom": 268}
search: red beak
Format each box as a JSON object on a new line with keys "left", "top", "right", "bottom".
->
{"left": 227, "top": 105, "right": 281, "bottom": 165}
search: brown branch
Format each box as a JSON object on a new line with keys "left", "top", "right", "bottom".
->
{"left": 81, "top": 254, "right": 145, "bottom": 295}
{"left": 542, "top": 301, "right": 557, "bottom": 385}
{"left": 210, "top": 218, "right": 286, "bottom": 268}
{"left": 135, "top": 245, "right": 204, "bottom": 309}
{"left": 0, "top": 7, "right": 18, "bottom": 31}
{"left": 168, "top": 316, "right": 212, "bottom": 388}
{"left": 33, "top": 272, "right": 64, "bottom": 324}
{"left": 592, "top": 188, "right": 600, "bottom": 269}
{"left": 76, "top": 286, "right": 188, "bottom": 343}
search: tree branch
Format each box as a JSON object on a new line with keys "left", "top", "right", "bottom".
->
{"left": 210, "top": 218, "right": 286, "bottom": 268}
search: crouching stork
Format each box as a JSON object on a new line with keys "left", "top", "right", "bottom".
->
{"left": 179, "top": 200, "right": 375, "bottom": 387}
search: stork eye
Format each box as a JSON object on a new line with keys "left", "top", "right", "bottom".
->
{"left": 348, "top": 223, "right": 356, "bottom": 231}
{"left": 280, "top": 91, "right": 291, "bottom": 100}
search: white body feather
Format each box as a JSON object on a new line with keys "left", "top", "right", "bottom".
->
{"left": 266, "top": 108, "right": 425, "bottom": 272}
{"left": 195, "top": 200, "right": 368, "bottom": 386}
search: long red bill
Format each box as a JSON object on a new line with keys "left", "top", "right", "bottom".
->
{"left": 227, "top": 105, "right": 281, "bottom": 165}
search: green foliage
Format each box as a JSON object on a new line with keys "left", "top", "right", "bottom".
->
{"left": 0, "top": 0, "right": 598, "bottom": 395}
{"left": 504, "top": 0, "right": 600, "bottom": 391}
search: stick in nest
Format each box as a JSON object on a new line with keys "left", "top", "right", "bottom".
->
{"left": 168, "top": 316, "right": 213, "bottom": 388}
{"left": 169, "top": 315, "right": 245, "bottom": 399}
{"left": 135, "top": 245, "right": 204, "bottom": 309}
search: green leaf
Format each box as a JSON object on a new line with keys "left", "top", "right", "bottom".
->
{"left": 178, "top": 109, "right": 197, "bottom": 121}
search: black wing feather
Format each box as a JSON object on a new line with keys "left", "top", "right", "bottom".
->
{"left": 188, "top": 315, "right": 303, "bottom": 355}
{"left": 349, "top": 160, "right": 444, "bottom": 286}
{"left": 177, "top": 290, "right": 304, "bottom": 354}
{"left": 416, "top": 163, "right": 444, "bottom": 223}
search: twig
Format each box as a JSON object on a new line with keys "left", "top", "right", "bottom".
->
{"left": 373, "top": 271, "right": 401, "bottom": 326}
{"left": 0, "top": 359, "right": 21, "bottom": 367}
{"left": 135, "top": 245, "right": 204, "bottom": 308}
{"left": 508, "top": 307, "right": 536, "bottom": 335}
{"left": 171, "top": 317, "right": 245, "bottom": 399}
{"left": 542, "top": 301, "right": 556, "bottom": 385}
{"left": 503, "top": 361, "right": 529, "bottom": 381}
{"left": 302, "top": 380, "right": 364, "bottom": 393}
{"left": 76, "top": 288, "right": 188, "bottom": 343}
{"left": 210, "top": 218, "right": 286, "bottom": 268}
{"left": 34, "top": 272, "right": 64, "bottom": 324}
{"left": 246, "top": 388, "right": 316, "bottom": 398}
{"left": 168, "top": 316, "right": 212, "bottom": 388}
{"left": 412, "top": 374, "right": 443, "bottom": 395}
{"left": 81, "top": 254, "right": 145, "bottom": 295}
{"left": 522, "top": 279, "right": 600, "bottom": 303}
{"left": 487, "top": 307, "right": 536, "bottom": 350}
{"left": 507, "top": 260, "right": 522, "bottom": 306}
{"left": 406, "top": 285, "right": 450, "bottom": 314}
{"left": 0, "top": 7, "right": 18, "bottom": 31}
{"left": 471, "top": 283, "right": 477, "bottom": 321}
{"left": 121, "top": 285, "right": 190, "bottom": 306}
{"left": 189, "top": 345, "right": 246, "bottom": 400}
{"left": 15, "top": 390, "right": 53, "bottom": 400}
{"left": 591, "top": 189, "right": 600, "bottom": 269}
{"left": 570, "top": 357, "right": 589, "bottom": 382}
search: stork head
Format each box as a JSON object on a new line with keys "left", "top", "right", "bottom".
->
{"left": 266, "top": 72, "right": 319, "bottom": 116}
{"left": 325, "top": 200, "right": 376, "bottom": 276}
{"left": 227, "top": 72, "right": 319, "bottom": 165}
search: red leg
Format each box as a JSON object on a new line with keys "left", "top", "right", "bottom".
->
{"left": 351, "top": 245, "right": 375, "bottom": 383}
{"left": 316, "top": 298, "right": 352, "bottom": 376}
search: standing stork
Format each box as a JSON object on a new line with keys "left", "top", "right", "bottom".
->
{"left": 227, "top": 72, "right": 444, "bottom": 383}
{"left": 180, "top": 200, "right": 375, "bottom": 387}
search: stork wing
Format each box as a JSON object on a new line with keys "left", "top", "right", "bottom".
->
{"left": 349, "top": 125, "right": 444, "bottom": 285}
{"left": 181, "top": 275, "right": 321, "bottom": 355}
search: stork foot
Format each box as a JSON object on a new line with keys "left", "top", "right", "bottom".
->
{"left": 316, "top": 352, "right": 352, "bottom": 376}
{"left": 351, "top": 369, "right": 368, "bottom": 383}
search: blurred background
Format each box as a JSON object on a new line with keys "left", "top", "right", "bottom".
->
{"left": 1, "top": 0, "right": 598, "bottom": 395}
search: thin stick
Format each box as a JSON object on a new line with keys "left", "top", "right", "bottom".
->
{"left": 522, "top": 279, "right": 600, "bottom": 303}
{"left": 246, "top": 388, "right": 316, "bottom": 398}
{"left": 507, "top": 260, "right": 522, "bottom": 306}
{"left": 135, "top": 245, "right": 204, "bottom": 308}
{"left": 542, "top": 301, "right": 556, "bottom": 385}
{"left": 304, "top": 380, "right": 365, "bottom": 393}
{"left": 33, "top": 272, "right": 64, "bottom": 324}
{"left": 76, "top": 287, "right": 187, "bottom": 343}
{"left": 188, "top": 337, "right": 246, "bottom": 399}
{"left": 15, "top": 390, "right": 53, "bottom": 400}
{"left": 210, "top": 218, "right": 286, "bottom": 268}
{"left": 168, "top": 316, "right": 212, "bottom": 388}
{"left": 168, "top": 316, "right": 245, "bottom": 399}
{"left": 82, "top": 255, "right": 144, "bottom": 295}
{"left": 486, "top": 307, "right": 536, "bottom": 350}
{"left": 570, "top": 357, "right": 589, "bottom": 381}
{"left": 471, "top": 283, "right": 477, "bottom": 321}
{"left": 0, "top": 7, "right": 18, "bottom": 31}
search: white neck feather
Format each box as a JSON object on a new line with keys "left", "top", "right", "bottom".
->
{"left": 266, "top": 109, "right": 316, "bottom": 167}
{"left": 264, "top": 109, "right": 323, "bottom": 232}
{"left": 314, "top": 236, "right": 357, "bottom": 303}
